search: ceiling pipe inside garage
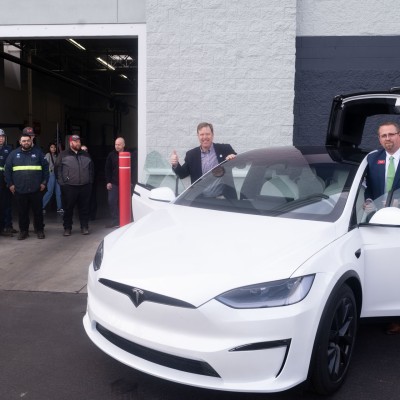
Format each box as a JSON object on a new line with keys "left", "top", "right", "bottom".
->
{"left": 0, "top": 49, "right": 113, "bottom": 100}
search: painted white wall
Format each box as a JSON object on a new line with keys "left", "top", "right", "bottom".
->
{"left": 297, "top": 0, "right": 400, "bottom": 37}
{"left": 146, "top": 0, "right": 297, "bottom": 166}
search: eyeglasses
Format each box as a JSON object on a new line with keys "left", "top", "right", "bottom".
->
{"left": 379, "top": 132, "right": 399, "bottom": 139}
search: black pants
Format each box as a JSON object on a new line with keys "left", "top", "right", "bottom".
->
{"left": 0, "top": 184, "right": 5, "bottom": 231}
{"left": 107, "top": 184, "right": 119, "bottom": 224}
{"left": 61, "top": 184, "right": 92, "bottom": 230}
{"left": 14, "top": 190, "right": 44, "bottom": 232}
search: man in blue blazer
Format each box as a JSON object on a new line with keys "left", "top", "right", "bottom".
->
{"left": 364, "top": 121, "right": 400, "bottom": 335}
{"left": 365, "top": 121, "right": 400, "bottom": 201}
{"left": 170, "top": 122, "right": 236, "bottom": 184}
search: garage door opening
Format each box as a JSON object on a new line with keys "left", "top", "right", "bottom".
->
{"left": 0, "top": 36, "right": 139, "bottom": 214}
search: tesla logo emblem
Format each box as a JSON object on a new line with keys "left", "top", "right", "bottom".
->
{"left": 131, "top": 288, "right": 145, "bottom": 307}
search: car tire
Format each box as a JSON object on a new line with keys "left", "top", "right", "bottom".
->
{"left": 308, "top": 283, "right": 358, "bottom": 395}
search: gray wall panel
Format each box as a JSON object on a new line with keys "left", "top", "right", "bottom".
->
{"left": 118, "top": 0, "right": 146, "bottom": 23}
{"left": 294, "top": 36, "right": 400, "bottom": 146}
{"left": 0, "top": 0, "right": 145, "bottom": 24}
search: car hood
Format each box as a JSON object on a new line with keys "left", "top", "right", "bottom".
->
{"left": 100, "top": 205, "right": 338, "bottom": 307}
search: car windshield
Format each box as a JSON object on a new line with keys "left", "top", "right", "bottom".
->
{"left": 175, "top": 146, "right": 362, "bottom": 222}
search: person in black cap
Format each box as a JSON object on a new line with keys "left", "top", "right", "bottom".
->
{"left": 22, "top": 126, "right": 34, "bottom": 136}
{"left": 55, "top": 135, "right": 94, "bottom": 236}
{"left": 5, "top": 132, "right": 49, "bottom": 240}
{"left": 0, "top": 129, "right": 14, "bottom": 237}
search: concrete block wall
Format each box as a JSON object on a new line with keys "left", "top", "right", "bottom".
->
{"left": 146, "top": 0, "right": 297, "bottom": 163}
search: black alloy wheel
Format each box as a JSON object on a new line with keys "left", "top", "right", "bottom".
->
{"left": 309, "top": 284, "right": 358, "bottom": 395}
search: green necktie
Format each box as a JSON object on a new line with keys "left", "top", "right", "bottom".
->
{"left": 386, "top": 156, "right": 395, "bottom": 192}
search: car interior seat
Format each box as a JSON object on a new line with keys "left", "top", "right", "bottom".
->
{"left": 296, "top": 167, "right": 326, "bottom": 198}
{"left": 260, "top": 172, "right": 299, "bottom": 199}
{"left": 324, "top": 169, "right": 349, "bottom": 196}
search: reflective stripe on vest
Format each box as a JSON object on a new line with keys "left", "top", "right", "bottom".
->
{"left": 12, "top": 165, "right": 43, "bottom": 171}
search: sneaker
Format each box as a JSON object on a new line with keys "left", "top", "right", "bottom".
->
{"left": 57, "top": 208, "right": 64, "bottom": 213}
{"left": 63, "top": 229, "right": 71, "bottom": 236}
{"left": 81, "top": 227, "right": 89, "bottom": 235}
{"left": 37, "top": 230, "right": 45, "bottom": 239}
{"left": 17, "top": 231, "right": 29, "bottom": 240}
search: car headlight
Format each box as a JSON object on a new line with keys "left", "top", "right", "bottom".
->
{"left": 93, "top": 240, "right": 104, "bottom": 271}
{"left": 215, "top": 275, "right": 315, "bottom": 309}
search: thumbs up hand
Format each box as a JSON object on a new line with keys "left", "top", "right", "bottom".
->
{"left": 170, "top": 150, "right": 179, "bottom": 167}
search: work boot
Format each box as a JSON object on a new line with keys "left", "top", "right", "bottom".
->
{"left": 37, "top": 231, "right": 45, "bottom": 239}
{"left": 81, "top": 227, "right": 89, "bottom": 235}
{"left": 63, "top": 229, "right": 71, "bottom": 236}
{"left": 17, "top": 231, "right": 29, "bottom": 240}
{"left": 0, "top": 229, "right": 13, "bottom": 237}
{"left": 4, "top": 227, "right": 17, "bottom": 234}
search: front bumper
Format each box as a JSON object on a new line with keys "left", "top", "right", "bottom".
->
{"left": 83, "top": 271, "right": 325, "bottom": 392}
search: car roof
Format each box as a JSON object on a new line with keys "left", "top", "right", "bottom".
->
{"left": 238, "top": 145, "right": 366, "bottom": 166}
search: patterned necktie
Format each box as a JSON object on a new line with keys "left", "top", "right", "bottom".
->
{"left": 386, "top": 156, "right": 395, "bottom": 192}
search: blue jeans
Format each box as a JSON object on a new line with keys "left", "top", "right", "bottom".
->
{"left": 42, "top": 172, "right": 62, "bottom": 210}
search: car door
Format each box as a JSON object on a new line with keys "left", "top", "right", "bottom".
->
{"left": 326, "top": 89, "right": 400, "bottom": 150}
{"left": 359, "top": 224, "right": 400, "bottom": 317}
{"left": 327, "top": 89, "right": 400, "bottom": 317}
{"left": 355, "top": 188, "right": 400, "bottom": 317}
{"left": 132, "top": 151, "right": 188, "bottom": 221}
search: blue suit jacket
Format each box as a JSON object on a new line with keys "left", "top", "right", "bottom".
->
{"left": 173, "top": 143, "right": 236, "bottom": 184}
{"left": 365, "top": 149, "right": 400, "bottom": 200}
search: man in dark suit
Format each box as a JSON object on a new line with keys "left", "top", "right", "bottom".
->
{"left": 364, "top": 121, "right": 400, "bottom": 335}
{"left": 170, "top": 122, "right": 236, "bottom": 184}
{"left": 365, "top": 121, "right": 400, "bottom": 201}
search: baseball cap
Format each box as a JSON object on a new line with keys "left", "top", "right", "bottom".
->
{"left": 0, "top": 129, "right": 5, "bottom": 136}
{"left": 22, "top": 126, "right": 35, "bottom": 136}
{"left": 69, "top": 134, "right": 81, "bottom": 142}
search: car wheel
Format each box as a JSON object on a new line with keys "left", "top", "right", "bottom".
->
{"left": 309, "top": 283, "right": 358, "bottom": 395}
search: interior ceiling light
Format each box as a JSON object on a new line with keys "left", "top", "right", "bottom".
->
{"left": 96, "top": 57, "right": 115, "bottom": 71}
{"left": 67, "top": 38, "right": 86, "bottom": 51}
{"left": 119, "top": 74, "right": 128, "bottom": 79}
{"left": 109, "top": 54, "right": 135, "bottom": 68}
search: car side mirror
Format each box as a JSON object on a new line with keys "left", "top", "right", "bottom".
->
{"left": 149, "top": 187, "right": 176, "bottom": 202}
{"left": 368, "top": 207, "right": 400, "bottom": 226}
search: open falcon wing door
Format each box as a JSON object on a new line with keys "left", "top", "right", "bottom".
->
{"left": 131, "top": 151, "right": 188, "bottom": 221}
{"left": 326, "top": 88, "right": 400, "bottom": 150}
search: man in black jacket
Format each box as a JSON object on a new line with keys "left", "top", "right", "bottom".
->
{"left": 170, "top": 122, "right": 236, "bottom": 184}
{"left": 105, "top": 137, "right": 126, "bottom": 228}
{"left": 55, "top": 135, "right": 94, "bottom": 236}
{"left": 5, "top": 132, "right": 49, "bottom": 240}
{"left": 0, "top": 129, "right": 13, "bottom": 237}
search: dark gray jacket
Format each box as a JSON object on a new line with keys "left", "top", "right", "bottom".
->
{"left": 55, "top": 148, "right": 94, "bottom": 186}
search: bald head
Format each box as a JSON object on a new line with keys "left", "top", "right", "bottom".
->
{"left": 115, "top": 137, "right": 125, "bottom": 152}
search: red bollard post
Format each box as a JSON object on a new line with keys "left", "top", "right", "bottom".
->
{"left": 119, "top": 151, "right": 131, "bottom": 227}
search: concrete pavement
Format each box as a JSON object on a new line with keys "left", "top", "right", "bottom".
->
{"left": 0, "top": 210, "right": 114, "bottom": 293}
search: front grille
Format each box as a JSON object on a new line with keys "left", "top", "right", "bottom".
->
{"left": 96, "top": 323, "right": 220, "bottom": 378}
{"left": 99, "top": 278, "right": 196, "bottom": 309}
